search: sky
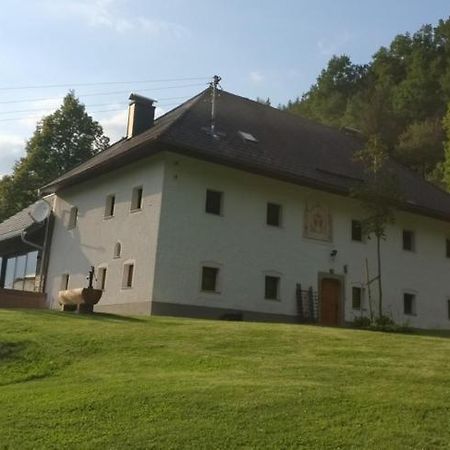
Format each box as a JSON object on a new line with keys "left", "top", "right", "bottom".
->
{"left": 0, "top": 0, "right": 449, "bottom": 176}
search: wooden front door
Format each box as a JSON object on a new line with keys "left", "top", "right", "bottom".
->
{"left": 320, "top": 278, "right": 341, "bottom": 326}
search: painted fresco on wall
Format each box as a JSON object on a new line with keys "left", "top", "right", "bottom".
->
{"left": 304, "top": 202, "right": 332, "bottom": 241}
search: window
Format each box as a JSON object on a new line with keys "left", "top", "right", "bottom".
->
{"left": 122, "top": 263, "right": 134, "bottom": 288}
{"left": 205, "top": 190, "right": 223, "bottom": 215}
{"left": 68, "top": 206, "right": 78, "bottom": 229}
{"left": 131, "top": 186, "right": 143, "bottom": 211}
{"left": 403, "top": 230, "right": 415, "bottom": 251}
{"left": 201, "top": 266, "right": 219, "bottom": 292}
{"left": 113, "top": 242, "right": 122, "bottom": 259}
{"left": 3, "top": 252, "right": 39, "bottom": 292}
{"left": 403, "top": 293, "right": 416, "bottom": 315}
{"left": 97, "top": 267, "right": 107, "bottom": 291}
{"left": 352, "top": 287, "right": 362, "bottom": 309}
{"left": 446, "top": 239, "right": 450, "bottom": 258}
{"left": 61, "top": 273, "right": 69, "bottom": 291}
{"left": 447, "top": 299, "right": 450, "bottom": 321}
{"left": 4, "top": 258, "right": 15, "bottom": 289}
{"left": 265, "top": 276, "right": 280, "bottom": 300}
{"left": 351, "top": 220, "right": 363, "bottom": 242}
{"left": 266, "top": 203, "right": 281, "bottom": 227}
{"left": 105, "top": 194, "right": 115, "bottom": 217}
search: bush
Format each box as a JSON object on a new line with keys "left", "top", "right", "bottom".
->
{"left": 352, "top": 316, "right": 372, "bottom": 328}
{"left": 375, "top": 315, "right": 395, "bottom": 328}
{"left": 352, "top": 315, "right": 413, "bottom": 333}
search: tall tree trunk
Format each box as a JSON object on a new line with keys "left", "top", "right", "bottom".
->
{"left": 376, "top": 234, "right": 383, "bottom": 318}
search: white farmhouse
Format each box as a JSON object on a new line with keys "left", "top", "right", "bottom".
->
{"left": 2, "top": 88, "right": 450, "bottom": 329}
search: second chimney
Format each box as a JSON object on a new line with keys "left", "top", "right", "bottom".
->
{"left": 127, "top": 93, "right": 156, "bottom": 139}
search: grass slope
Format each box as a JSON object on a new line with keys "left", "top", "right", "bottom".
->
{"left": 0, "top": 310, "right": 450, "bottom": 449}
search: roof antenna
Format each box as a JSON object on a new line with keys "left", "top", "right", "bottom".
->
{"left": 210, "top": 75, "right": 222, "bottom": 137}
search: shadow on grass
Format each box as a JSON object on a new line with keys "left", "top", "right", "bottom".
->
{"left": 4, "top": 308, "right": 145, "bottom": 324}
{"left": 412, "top": 329, "right": 450, "bottom": 339}
{"left": 0, "top": 341, "right": 28, "bottom": 361}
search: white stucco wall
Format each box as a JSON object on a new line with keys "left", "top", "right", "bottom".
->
{"left": 153, "top": 152, "right": 450, "bottom": 329}
{"left": 46, "top": 155, "right": 165, "bottom": 314}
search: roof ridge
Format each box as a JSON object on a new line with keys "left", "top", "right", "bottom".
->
{"left": 155, "top": 87, "right": 210, "bottom": 140}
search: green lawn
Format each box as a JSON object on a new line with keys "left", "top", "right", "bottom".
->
{"left": 1, "top": 310, "right": 450, "bottom": 449}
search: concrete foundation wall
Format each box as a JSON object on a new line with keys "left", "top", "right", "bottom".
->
{"left": 0, "top": 289, "right": 46, "bottom": 309}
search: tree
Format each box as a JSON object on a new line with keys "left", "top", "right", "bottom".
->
{"left": 0, "top": 92, "right": 109, "bottom": 221}
{"left": 287, "top": 55, "right": 368, "bottom": 127}
{"left": 395, "top": 118, "right": 444, "bottom": 179}
{"left": 283, "top": 17, "right": 450, "bottom": 188}
{"left": 443, "top": 103, "right": 450, "bottom": 189}
{"left": 351, "top": 135, "right": 403, "bottom": 320}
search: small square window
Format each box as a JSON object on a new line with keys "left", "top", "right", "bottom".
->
{"left": 404, "top": 293, "right": 416, "bottom": 315}
{"left": 131, "top": 186, "right": 143, "bottom": 211}
{"left": 105, "top": 195, "right": 115, "bottom": 217}
{"left": 446, "top": 239, "right": 450, "bottom": 258}
{"left": 97, "top": 267, "right": 107, "bottom": 291}
{"left": 68, "top": 206, "right": 78, "bottom": 229}
{"left": 205, "top": 190, "right": 223, "bottom": 215}
{"left": 122, "top": 263, "right": 134, "bottom": 288}
{"left": 352, "top": 287, "right": 362, "bottom": 309}
{"left": 351, "top": 220, "right": 363, "bottom": 242}
{"left": 201, "top": 266, "right": 219, "bottom": 292}
{"left": 403, "top": 230, "right": 415, "bottom": 251}
{"left": 267, "top": 203, "right": 282, "bottom": 227}
{"left": 265, "top": 276, "right": 280, "bottom": 300}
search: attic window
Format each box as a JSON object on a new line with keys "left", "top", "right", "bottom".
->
{"left": 238, "top": 130, "right": 258, "bottom": 143}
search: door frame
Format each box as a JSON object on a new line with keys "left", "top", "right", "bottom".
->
{"left": 318, "top": 272, "right": 345, "bottom": 326}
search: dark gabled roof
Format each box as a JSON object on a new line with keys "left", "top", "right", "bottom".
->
{"left": 0, "top": 201, "right": 47, "bottom": 244}
{"left": 41, "top": 88, "right": 450, "bottom": 222}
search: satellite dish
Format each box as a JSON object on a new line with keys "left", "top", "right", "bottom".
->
{"left": 29, "top": 200, "right": 51, "bottom": 223}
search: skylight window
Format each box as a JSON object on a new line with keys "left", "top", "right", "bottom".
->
{"left": 238, "top": 130, "right": 258, "bottom": 143}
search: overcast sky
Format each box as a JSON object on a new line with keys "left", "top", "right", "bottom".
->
{"left": 0, "top": 0, "right": 449, "bottom": 176}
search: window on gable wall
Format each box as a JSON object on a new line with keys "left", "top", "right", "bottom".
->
{"left": 97, "top": 267, "right": 107, "bottom": 291}
{"left": 113, "top": 242, "right": 122, "bottom": 259}
{"left": 68, "top": 206, "right": 78, "bottom": 229}
{"left": 265, "top": 276, "right": 280, "bottom": 300}
{"left": 266, "top": 203, "right": 282, "bottom": 227}
{"left": 352, "top": 287, "right": 362, "bottom": 309}
{"left": 61, "top": 273, "right": 69, "bottom": 291}
{"left": 131, "top": 186, "right": 143, "bottom": 211}
{"left": 205, "top": 190, "right": 223, "bottom": 215}
{"left": 201, "top": 266, "right": 219, "bottom": 292}
{"left": 403, "top": 293, "right": 416, "bottom": 315}
{"left": 351, "top": 220, "right": 363, "bottom": 242}
{"left": 105, "top": 194, "right": 115, "bottom": 217}
{"left": 122, "top": 263, "right": 134, "bottom": 288}
{"left": 403, "top": 230, "right": 415, "bottom": 251}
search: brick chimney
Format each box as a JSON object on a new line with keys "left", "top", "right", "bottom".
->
{"left": 126, "top": 93, "right": 156, "bottom": 138}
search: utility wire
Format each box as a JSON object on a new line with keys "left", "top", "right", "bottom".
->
{"left": 0, "top": 102, "right": 128, "bottom": 116}
{"left": 0, "top": 101, "right": 182, "bottom": 123}
{"left": 0, "top": 82, "right": 207, "bottom": 105}
{"left": 0, "top": 76, "right": 210, "bottom": 91}
{"left": 0, "top": 96, "right": 190, "bottom": 116}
